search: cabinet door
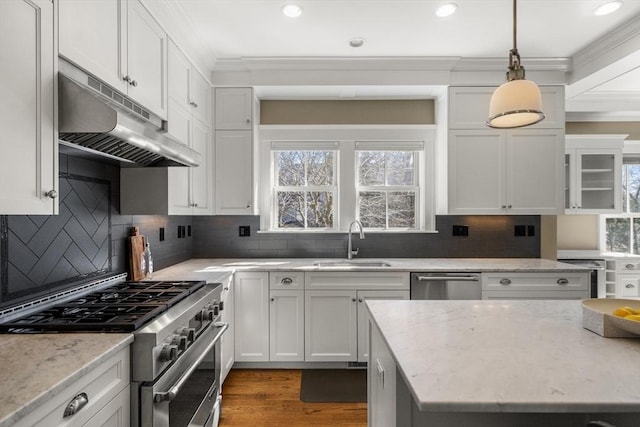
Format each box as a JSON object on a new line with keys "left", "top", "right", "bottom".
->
{"left": 127, "top": 0, "right": 167, "bottom": 118}
{"left": 167, "top": 38, "right": 190, "bottom": 108}
{"left": 234, "top": 272, "right": 269, "bottom": 362}
{"left": 59, "top": 0, "right": 127, "bottom": 93}
{"left": 269, "top": 290, "right": 304, "bottom": 361}
{"left": 617, "top": 274, "right": 640, "bottom": 298}
{"left": 191, "top": 118, "right": 212, "bottom": 215}
{"left": 369, "top": 323, "right": 396, "bottom": 427}
{"left": 575, "top": 150, "right": 621, "bottom": 213}
{"left": 215, "top": 87, "right": 253, "bottom": 130}
{"left": 0, "top": 0, "right": 57, "bottom": 214}
{"left": 220, "top": 276, "right": 234, "bottom": 383}
{"left": 167, "top": 100, "right": 192, "bottom": 215}
{"left": 214, "top": 131, "right": 253, "bottom": 214}
{"left": 305, "top": 290, "right": 357, "bottom": 362}
{"left": 448, "top": 130, "right": 506, "bottom": 214}
{"left": 357, "top": 291, "right": 409, "bottom": 362}
{"left": 506, "top": 130, "right": 563, "bottom": 214}
{"left": 191, "top": 70, "right": 211, "bottom": 124}
{"left": 82, "top": 386, "right": 130, "bottom": 427}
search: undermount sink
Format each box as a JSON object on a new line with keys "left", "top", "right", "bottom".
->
{"left": 312, "top": 260, "right": 392, "bottom": 268}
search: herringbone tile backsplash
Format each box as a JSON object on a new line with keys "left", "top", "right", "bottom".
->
{"left": 4, "top": 175, "right": 111, "bottom": 302}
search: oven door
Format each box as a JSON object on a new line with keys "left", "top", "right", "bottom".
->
{"left": 140, "top": 322, "right": 228, "bottom": 427}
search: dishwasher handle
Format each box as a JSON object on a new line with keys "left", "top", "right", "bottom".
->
{"left": 415, "top": 275, "right": 480, "bottom": 282}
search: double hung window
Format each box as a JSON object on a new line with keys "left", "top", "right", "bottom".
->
{"left": 603, "top": 158, "right": 640, "bottom": 253}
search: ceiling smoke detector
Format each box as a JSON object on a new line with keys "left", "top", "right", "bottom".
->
{"left": 282, "top": 3, "right": 302, "bottom": 18}
{"left": 349, "top": 37, "right": 365, "bottom": 48}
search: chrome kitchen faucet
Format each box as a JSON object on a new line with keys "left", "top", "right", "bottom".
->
{"left": 347, "top": 220, "right": 365, "bottom": 259}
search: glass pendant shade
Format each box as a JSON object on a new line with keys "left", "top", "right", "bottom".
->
{"left": 487, "top": 79, "right": 545, "bottom": 128}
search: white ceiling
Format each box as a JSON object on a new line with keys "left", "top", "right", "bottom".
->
{"left": 149, "top": 0, "right": 640, "bottom": 118}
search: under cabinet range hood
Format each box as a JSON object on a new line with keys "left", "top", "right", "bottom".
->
{"left": 57, "top": 61, "right": 200, "bottom": 167}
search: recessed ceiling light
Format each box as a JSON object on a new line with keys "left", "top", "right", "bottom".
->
{"left": 349, "top": 37, "right": 365, "bottom": 48}
{"left": 594, "top": 1, "right": 623, "bottom": 16}
{"left": 282, "top": 3, "right": 302, "bottom": 18}
{"left": 435, "top": 3, "right": 458, "bottom": 17}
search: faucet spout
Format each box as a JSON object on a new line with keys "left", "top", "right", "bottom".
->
{"left": 347, "top": 220, "right": 365, "bottom": 260}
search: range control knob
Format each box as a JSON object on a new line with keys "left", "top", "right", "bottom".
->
{"left": 180, "top": 327, "right": 196, "bottom": 343}
{"left": 159, "top": 344, "right": 178, "bottom": 363}
{"left": 171, "top": 335, "right": 188, "bottom": 351}
{"left": 213, "top": 304, "right": 220, "bottom": 316}
{"left": 196, "top": 308, "right": 208, "bottom": 321}
{"left": 218, "top": 301, "right": 224, "bottom": 311}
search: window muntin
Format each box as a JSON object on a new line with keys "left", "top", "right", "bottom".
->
{"left": 356, "top": 151, "right": 418, "bottom": 230}
{"left": 274, "top": 150, "right": 336, "bottom": 229}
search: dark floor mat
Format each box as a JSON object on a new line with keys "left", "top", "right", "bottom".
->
{"left": 299, "top": 369, "right": 367, "bottom": 403}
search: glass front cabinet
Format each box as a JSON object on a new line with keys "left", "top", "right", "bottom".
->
{"left": 565, "top": 135, "right": 626, "bottom": 214}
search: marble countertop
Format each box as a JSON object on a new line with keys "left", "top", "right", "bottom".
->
{"left": 0, "top": 333, "right": 133, "bottom": 427}
{"left": 558, "top": 250, "right": 640, "bottom": 259}
{"left": 152, "top": 258, "right": 590, "bottom": 277}
{"left": 366, "top": 300, "right": 640, "bottom": 413}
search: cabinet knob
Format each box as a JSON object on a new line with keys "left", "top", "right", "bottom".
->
{"left": 499, "top": 278, "right": 512, "bottom": 286}
{"left": 246, "top": 119, "right": 251, "bottom": 124}
{"left": 358, "top": 298, "right": 363, "bottom": 303}
{"left": 45, "top": 190, "right": 57, "bottom": 199}
{"left": 501, "top": 205, "right": 506, "bottom": 209}
{"left": 270, "top": 297, "right": 275, "bottom": 302}
{"left": 246, "top": 204, "right": 251, "bottom": 208}
{"left": 351, "top": 297, "right": 357, "bottom": 302}
{"left": 507, "top": 205, "right": 512, "bottom": 209}
{"left": 556, "top": 278, "right": 569, "bottom": 285}
{"left": 130, "top": 79, "right": 138, "bottom": 87}
{"left": 123, "top": 75, "right": 132, "bottom": 83}
{"left": 190, "top": 101, "right": 198, "bottom": 108}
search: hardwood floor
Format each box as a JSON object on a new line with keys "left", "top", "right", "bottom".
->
{"left": 219, "top": 369, "right": 368, "bottom": 427}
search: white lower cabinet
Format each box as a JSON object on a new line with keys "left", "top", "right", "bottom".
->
{"left": 16, "top": 347, "right": 130, "bottom": 427}
{"left": 234, "top": 272, "right": 269, "bottom": 362}
{"left": 220, "top": 275, "right": 235, "bottom": 383}
{"left": 482, "top": 272, "right": 590, "bottom": 300}
{"left": 369, "top": 321, "right": 397, "bottom": 427}
{"left": 305, "top": 289, "right": 358, "bottom": 362}
{"left": 270, "top": 289, "right": 305, "bottom": 361}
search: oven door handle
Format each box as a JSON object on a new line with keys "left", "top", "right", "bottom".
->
{"left": 154, "top": 322, "right": 228, "bottom": 403}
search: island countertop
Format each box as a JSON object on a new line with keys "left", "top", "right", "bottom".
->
{"left": 366, "top": 299, "right": 640, "bottom": 413}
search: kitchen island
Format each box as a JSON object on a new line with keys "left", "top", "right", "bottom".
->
{"left": 366, "top": 299, "right": 640, "bottom": 427}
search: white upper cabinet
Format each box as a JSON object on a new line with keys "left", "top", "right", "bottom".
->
{"left": 448, "top": 86, "right": 565, "bottom": 130}
{"left": 565, "top": 135, "right": 624, "bottom": 214}
{"left": 168, "top": 39, "right": 210, "bottom": 125}
{"left": 215, "top": 88, "right": 253, "bottom": 130}
{"left": 214, "top": 131, "right": 253, "bottom": 214}
{"left": 0, "top": 0, "right": 57, "bottom": 215}
{"left": 59, "top": 0, "right": 168, "bottom": 119}
{"left": 448, "top": 86, "right": 565, "bottom": 215}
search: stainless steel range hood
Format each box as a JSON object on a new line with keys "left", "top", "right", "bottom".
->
{"left": 58, "top": 61, "right": 200, "bottom": 167}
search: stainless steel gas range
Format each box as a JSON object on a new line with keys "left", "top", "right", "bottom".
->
{"left": 0, "top": 274, "right": 228, "bottom": 427}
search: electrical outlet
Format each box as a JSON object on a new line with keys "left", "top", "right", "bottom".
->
{"left": 239, "top": 225, "right": 250, "bottom": 237}
{"left": 527, "top": 225, "right": 535, "bottom": 237}
{"left": 452, "top": 225, "right": 469, "bottom": 236}
{"left": 187, "top": 225, "right": 192, "bottom": 237}
{"left": 159, "top": 227, "right": 165, "bottom": 241}
{"left": 514, "top": 225, "right": 526, "bottom": 237}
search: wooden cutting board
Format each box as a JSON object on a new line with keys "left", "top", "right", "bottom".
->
{"left": 129, "top": 227, "right": 146, "bottom": 281}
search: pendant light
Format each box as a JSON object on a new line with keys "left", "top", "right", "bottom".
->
{"left": 487, "top": 0, "right": 544, "bottom": 128}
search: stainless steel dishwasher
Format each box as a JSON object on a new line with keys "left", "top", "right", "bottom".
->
{"left": 410, "top": 272, "right": 482, "bottom": 300}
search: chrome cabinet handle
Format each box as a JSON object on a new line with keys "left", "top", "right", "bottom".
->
{"left": 376, "top": 358, "right": 385, "bottom": 388}
{"left": 626, "top": 264, "right": 635, "bottom": 269}
{"left": 556, "top": 278, "right": 569, "bottom": 285}
{"left": 63, "top": 393, "right": 88, "bottom": 418}
{"left": 358, "top": 298, "right": 363, "bottom": 303}
{"left": 45, "top": 190, "right": 57, "bottom": 199}
{"left": 130, "top": 79, "right": 138, "bottom": 87}
{"left": 123, "top": 75, "right": 132, "bottom": 83}
{"left": 499, "top": 278, "right": 512, "bottom": 286}
{"left": 190, "top": 101, "right": 198, "bottom": 108}
{"left": 416, "top": 275, "right": 479, "bottom": 282}
{"left": 281, "top": 277, "right": 293, "bottom": 285}
{"left": 626, "top": 284, "right": 635, "bottom": 289}
{"left": 501, "top": 205, "right": 506, "bottom": 209}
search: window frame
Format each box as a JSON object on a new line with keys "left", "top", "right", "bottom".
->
{"left": 257, "top": 125, "right": 436, "bottom": 233}
{"left": 600, "top": 160, "right": 640, "bottom": 253}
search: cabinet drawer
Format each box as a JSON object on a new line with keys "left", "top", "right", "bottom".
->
{"left": 305, "top": 272, "right": 409, "bottom": 290}
{"left": 18, "top": 347, "right": 130, "bottom": 427}
{"left": 616, "top": 261, "right": 640, "bottom": 272}
{"left": 481, "top": 272, "right": 588, "bottom": 292}
{"left": 618, "top": 275, "right": 640, "bottom": 297}
{"left": 270, "top": 271, "right": 304, "bottom": 290}
{"left": 483, "top": 290, "right": 590, "bottom": 300}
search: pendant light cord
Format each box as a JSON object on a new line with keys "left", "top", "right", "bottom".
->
{"left": 512, "top": 0, "right": 517, "bottom": 51}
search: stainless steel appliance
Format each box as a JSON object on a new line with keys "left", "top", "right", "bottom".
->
{"left": 0, "top": 274, "right": 227, "bottom": 427}
{"left": 410, "top": 272, "right": 482, "bottom": 300}
{"left": 557, "top": 258, "right": 605, "bottom": 298}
